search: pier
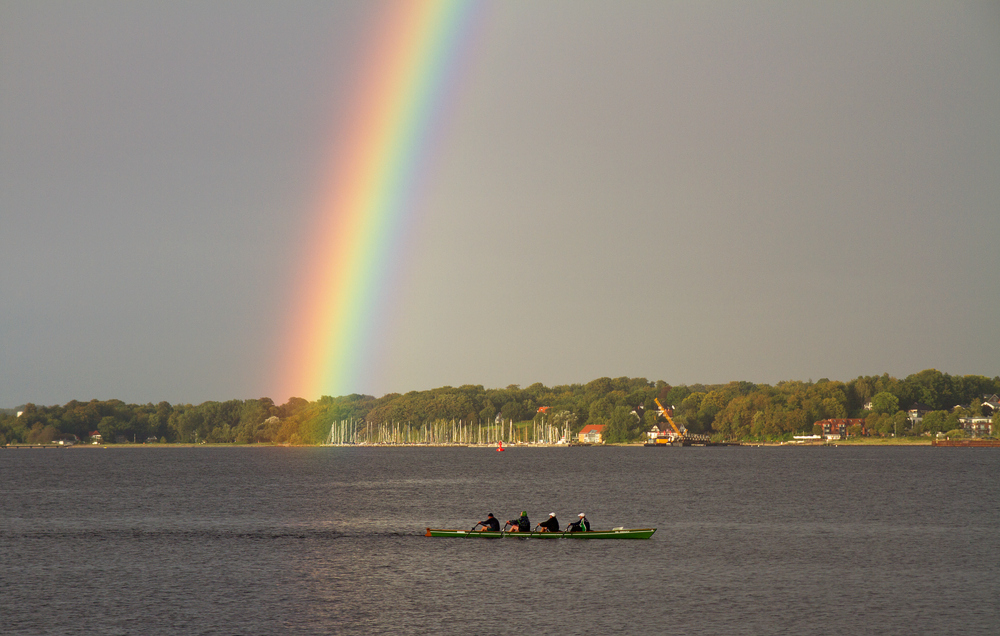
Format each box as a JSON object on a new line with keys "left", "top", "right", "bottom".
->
{"left": 2, "top": 444, "right": 74, "bottom": 449}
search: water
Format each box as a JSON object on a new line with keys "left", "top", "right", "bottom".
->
{"left": 2, "top": 445, "right": 998, "bottom": 635}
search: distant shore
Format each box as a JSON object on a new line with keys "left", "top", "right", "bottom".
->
{"left": 7, "top": 438, "right": 975, "bottom": 449}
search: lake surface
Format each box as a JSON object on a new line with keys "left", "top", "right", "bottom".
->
{"left": 2, "top": 445, "right": 998, "bottom": 635}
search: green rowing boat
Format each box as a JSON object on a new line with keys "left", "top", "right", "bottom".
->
{"left": 425, "top": 527, "right": 655, "bottom": 539}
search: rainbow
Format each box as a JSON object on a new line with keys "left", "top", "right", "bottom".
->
{"left": 280, "top": 0, "right": 482, "bottom": 401}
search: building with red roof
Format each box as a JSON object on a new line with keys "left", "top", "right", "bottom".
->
{"left": 577, "top": 424, "right": 605, "bottom": 444}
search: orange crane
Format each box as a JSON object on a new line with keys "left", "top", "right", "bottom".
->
{"left": 653, "top": 398, "right": 684, "bottom": 443}
{"left": 652, "top": 398, "right": 712, "bottom": 446}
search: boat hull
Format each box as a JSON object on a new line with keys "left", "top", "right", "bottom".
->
{"left": 425, "top": 528, "right": 655, "bottom": 539}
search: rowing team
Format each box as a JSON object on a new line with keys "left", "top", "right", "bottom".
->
{"left": 474, "top": 511, "right": 591, "bottom": 533}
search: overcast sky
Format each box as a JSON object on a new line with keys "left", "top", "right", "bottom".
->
{"left": 2, "top": 1, "right": 998, "bottom": 407}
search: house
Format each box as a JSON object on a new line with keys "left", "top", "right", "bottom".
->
{"left": 959, "top": 417, "right": 993, "bottom": 437}
{"left": 980, "top": 394, "right": 999, "bottom": 415}
{"left": 89, "top": 431, "right": 102, "bottom": 444}
{"left": 578, "top": 424, "right": 605, "bottom": 444}
{"left": 906, "top": 403, "right": 934, "bottom": 425}
{"left": 815, "top": 418, "right": 866, "bottom": 439}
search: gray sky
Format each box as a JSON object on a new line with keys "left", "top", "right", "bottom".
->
{"left": 2, "top": 1, "right": 998, "bottom": 406}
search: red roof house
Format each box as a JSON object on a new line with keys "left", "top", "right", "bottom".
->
{"left": 578, "top": 424, "right": 605, "bottom": 443}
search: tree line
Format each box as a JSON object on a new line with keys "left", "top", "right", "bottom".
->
{"left": 2, "top": 369, "right": 997, "bottom": 446}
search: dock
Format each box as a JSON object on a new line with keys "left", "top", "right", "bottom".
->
{"left": 931, "top": 439, "right": 1000, "bottom": 447}
{"left": 2, "top": 444, "right": 74, "bottom": 449}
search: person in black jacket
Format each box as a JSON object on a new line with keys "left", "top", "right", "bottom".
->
{"left": 507, "top": 511, "right": 530, "bottom": 532}
{"left": 475, "top": 513, "right": 500, "bottom": 531}
{"left": 568, "top": 513, "right": 591, "bottom": 532}
{"left": 536, "top": 512, "right": 560, "bottom": 532}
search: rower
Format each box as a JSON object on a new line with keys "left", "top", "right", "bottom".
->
{"left": 567, "top": 513, "right": 590, "bottom": 532}
{"left": 507, "top": 511, "right": 530, "bottom": 532}
{"left": 475, "top": 513, "right": 500, "bottom": 532}
{"left": 536, "top": 512, "right": 560, "bottom": 532}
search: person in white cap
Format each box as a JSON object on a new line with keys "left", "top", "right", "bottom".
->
{"left": 536, "top": 512, "right": 560, "bottom": 532}
{"left": 567, "top": 513, "right": 591, "bottom": 532}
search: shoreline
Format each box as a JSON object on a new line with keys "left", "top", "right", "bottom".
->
{"left": 8, "top": 439, "right": 987, "bottom": 449}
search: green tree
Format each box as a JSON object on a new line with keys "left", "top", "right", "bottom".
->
{"left": 921, "top": 411, "right": 948, "bottom": 435}
{"left": 696, "top": 390, "right": 728, "bottom": 433}
{"left": 172, "top": 409, "right": 205, "bottom": 443}
{"left": 479, "top": 401, "right": 496, "bottom": 426}
{"left": 500, "top": 401, "right": 525, "bottom": 423}
{"left": 944, "top": 411, "right": 963, "bottom": 434}
{"left": 581, "top": 404, "right": 635, "bottom": 444}
{"left": 890, "top": 411, "right": 909, "bottom": 436}
{"left": 849, "top": 376, "right": 876, "bottom": 414}
{"left": 98, "top": 416, "right": 127, "bottom": 442}
{"left": 662, "top": 385, "right": 690, "bottom": 408}
{"left": 26, "top": 423, "right": 59, "bottom": 444}
{"left": 870, "top": 392, "right": 900, "bottom": 416}
{"left": 588, "top": 397, "right": 614, "bottom": 422}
